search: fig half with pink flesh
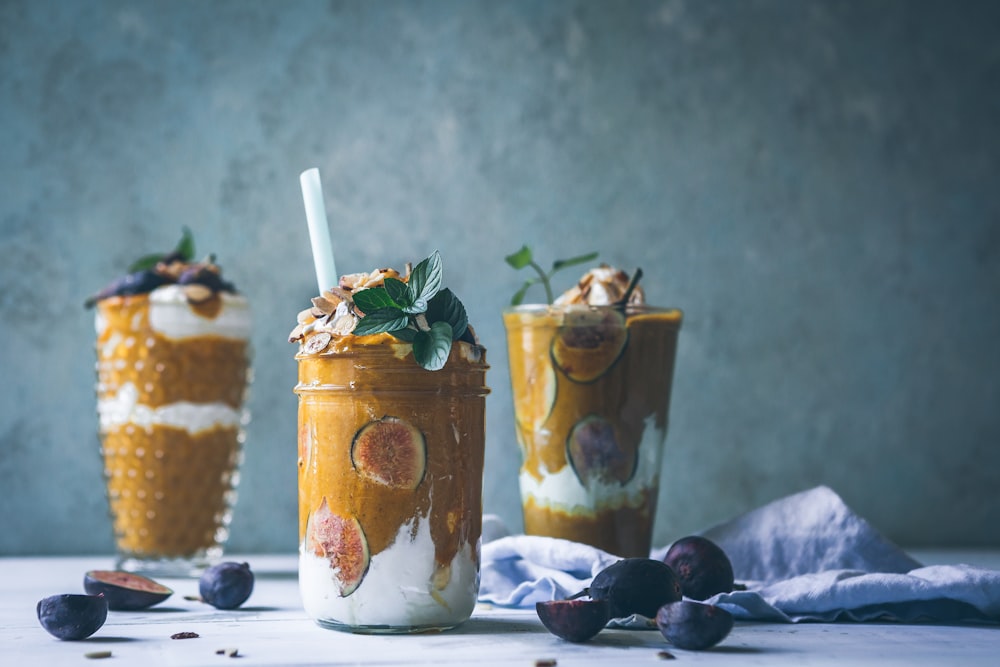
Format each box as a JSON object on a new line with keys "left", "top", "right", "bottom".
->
{"left": 83, "top": 570, "right": 173, "bottom": 610}
{"left": 567, "top": 415, "right": 637, "bottom": 486}
{"left": 551, "top": 308, "right": 628, "bottom": 383}
{"left": 306, "top": 498, "right": 371, "bottom": 597}
{"left": 351, "top": 416, "right": 427, "bottom": 490}
{"left": 536, "top": 598, "right": 610, "bottom": 643}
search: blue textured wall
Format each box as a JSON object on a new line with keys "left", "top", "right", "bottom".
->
{"left": 2, "top": 0, "right": 998, "bottom": 555}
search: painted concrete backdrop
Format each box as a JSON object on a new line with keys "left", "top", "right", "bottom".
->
{"left": 1, "top": 0, "right": 998, "bottom": 556}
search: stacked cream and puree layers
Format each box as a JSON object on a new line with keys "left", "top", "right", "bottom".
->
{"left": 291, "top": 267, "right": 488, "bottom": 630}
{"left": 93, "top": 259, "right": 251, "bottom": 561}
{"left": 506, "top": 266, "right": 682, "bottom": 558}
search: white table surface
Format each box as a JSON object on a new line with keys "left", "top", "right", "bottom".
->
{"left": 3, "top": 551, "right": 999, "bottom": 666}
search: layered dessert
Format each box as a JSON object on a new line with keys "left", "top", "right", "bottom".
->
{"left": 503, "top": 265, "right": 682, "bottom": 557}
{"left": 291, "top": 256, "right": 488, "bottom": 632}
{"left": 88, "top": 232, "right": 251, "bottom": 572}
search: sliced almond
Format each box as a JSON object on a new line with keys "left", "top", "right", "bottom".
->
{"left": 311, "top": 296, "right": 337, "bottom": 315}
{"left": 183, "top": 284, "right": 213, "bottom": 304}
{"left": 303, "top": 332, "right": 332, "bottom": 354}
{"left": 297, "top": 308, "right": 316, "bottom": 324}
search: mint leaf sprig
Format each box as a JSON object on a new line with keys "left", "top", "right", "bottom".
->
{"left": 504, "top": 245, "right": 598, "bottom": 305}
{"left": 128, "top": 227, "right": 196, "bottom": 273}
{"left": 351, "top": 251, "right": 470, "bottom": 371}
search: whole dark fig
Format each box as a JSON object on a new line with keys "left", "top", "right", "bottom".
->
{"left": 37, "top": 594, "right": 108, "bottom": 640}
{"left": 199, "top": 561, "right": 254, "bottom": 610}
{"left": 588, "top": 558, "right": 681, "bottom": 619}
{"left": 656, "top": 600, "right": 733, "bottom": 650}
{"left": 662, "top": 536, "right": 734, "bottom": 600}
{"left": 536, "top": 599, "right": 610, "bottom": 642}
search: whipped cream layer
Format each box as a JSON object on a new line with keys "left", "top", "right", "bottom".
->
{"left": 520, "top": 415, "right": 666, "bottom": 515}
{"left": 299, "top": 514, "right": 479, "bottom": 629}
{"left": 98, "top": 382, "right": 243, "bottom": 435}
{"left": 95, "top": 285, "right": 251, "bottom": 341}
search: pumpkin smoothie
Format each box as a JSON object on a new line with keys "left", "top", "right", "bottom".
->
{"left": 89, "top": 231, "right": 250, "bottom": 575}
{"left": 503, "top": 265, "right": 681, "bottom": 557}
{"left": 291, "top": 254, "right": 488, "bottom": 632}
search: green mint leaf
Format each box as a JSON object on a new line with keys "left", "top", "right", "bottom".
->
{"left": 390, "top": 327, "right": 418, "bottom": 343}
{"left": 128, "top": 253, "right": 166, "bottom": 273}
{"left": 505, "top": 245, "right": 533, "bottom": 270}
{"left": 412, "top": 321, "right": 453, "bottom": 371}
{"left": 510, "top": 281, "right": 534, "bottom": 307}
{"left": 352, "top": 308, "right": 410, "bottom": 335}
{"left": 427, "top": 288, "right": 468, "bottom": 340}
{"left": 352, "top": 287, "right": 399, "bottom": 313}
{"left": 552, "top": 251, "right": 599, "bottom": 272}
{"left": 402, "top": 297, "right": 428, "bottom": 315}
{"left": 175, "top": 227, "right": 195, "bottom": 261}
{"left": 408, "top": 251, "right": 443, "bottom": 304}
{"left": 383, "top": 278, "right": 411, "bottom": 308}
{"left": 505, "top": 245, "right": 598, "bottom": 305}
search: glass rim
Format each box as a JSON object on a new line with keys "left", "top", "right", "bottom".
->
{"left": 503, "top": 303, "right": 683, "bottom": 316}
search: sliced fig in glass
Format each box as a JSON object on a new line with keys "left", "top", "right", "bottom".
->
{"left": 351, "top": 416, "right": 427, "bottom": 490}
{"left": 662, "top": 536, "right": 735, "bottom": 600}
{"left": 566, "top": 415, "right": 636, "bottom": 486}
{"left": 551, "top": 308, "right": 628, "bottom": 383}
{"left": 656, "top": 600, "right": 733, "bottom": 650}
{"left": 588, "top": 558, "right": 681, "bottom": 619}
{"left": 306, "top": 498, "right": 370, "bottom": 597}
{"left": 512, "top": 356, "right": 557, "bottom": 436}
{"left": 83, "top": 570, "right": 173, "bottom": 611}
{"left": 536, "top": 599, "right": 610, "bottom": 643}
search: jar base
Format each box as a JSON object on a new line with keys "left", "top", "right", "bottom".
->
{"left": 312, "top": 617, "right": 465, "bottom": 634}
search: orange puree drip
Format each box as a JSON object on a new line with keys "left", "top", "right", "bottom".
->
{"left": 504, "top": 307, "right": 681, "bottom": 558}
{"left": 297, "top": 335, "right": 488, "bottom": 569}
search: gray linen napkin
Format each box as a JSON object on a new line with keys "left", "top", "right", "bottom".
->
{"left": 479, "top": 486, "right": 1000, "bottom": 623}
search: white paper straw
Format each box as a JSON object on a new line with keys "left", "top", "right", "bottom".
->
{"left": 300, "top": 168, "right": 338, "bottom": 294}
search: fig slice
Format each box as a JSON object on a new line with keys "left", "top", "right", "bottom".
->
{"left": 351, "top": 416, "right": 426, "bottom": 490}
{"left": 551, "top": 308, "right": 628, "bottom": 383}
{"left": 306, "top": 498, "right": 370, "bottom": 597}
{"left": 512, "top": 356, "right": 557, "bottom": 436}
{"left": 83, "top": 570, "right": 173, "bottom": 610}
{"left": 536, "top": 598, "right": 610, "bottom": 643}
{"left": 566, "top": 415, "right": 637, "bottom": 486}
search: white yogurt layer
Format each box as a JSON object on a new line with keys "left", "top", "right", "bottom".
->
{"left": 520, "top": 415, "right": 666, "bottom": 516}
{"left": 148, "top": 285, "right": 251, "bottom": 340}
{"left": 94, "top": 285, "right": 251, "bottom": 340}
{"left": 299, "top": 514, "right": 479, "bottom": 629}
{"left": 98, "top": 382, "right": 244, "bottom": 435}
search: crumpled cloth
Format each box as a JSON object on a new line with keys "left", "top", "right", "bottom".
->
{"left": 479, "top": 486, "right": 1000, "bottom": 623}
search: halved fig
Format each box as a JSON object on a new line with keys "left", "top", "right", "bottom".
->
{"left": 536, "top": 598, "right": 610, "bottom": 643}
{"left": 83, "top": 570, "right": 173, "bottom": 610}
{"left": 551, "top": 309, "right": 628, "bottom": 383}
{"left": 351, "top": 416, "right": 426, "bottom": 490}
{"left": 567, "top": 415, "right": 637, "bottom": 486}
{"left": 306, "top": 498, "right": 370, "bottom": 597}
{"left": 513, "top": 357, "right": 557, "bottom": 436}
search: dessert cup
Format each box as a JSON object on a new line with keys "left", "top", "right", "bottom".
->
{"left": 503, "top": 304, "right": 681, "bottom": 557}
{"left": 95, "top": 286, "right": 250, "bottom": 576}
{"left": 296, "top": 334, "right": 488, "bottom": 633}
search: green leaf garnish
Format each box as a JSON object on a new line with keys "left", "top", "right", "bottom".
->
{"left": 505, "top": 245, "right": 598, "bottom": 305}
{"left": 127, "top": 228, "right": 196, "bottom": 273}
{"left": 412, "top": 321, "right": 454, "bottom": 371}
{"left": 349, "top": 251, "right": 470, "bottom": 371}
